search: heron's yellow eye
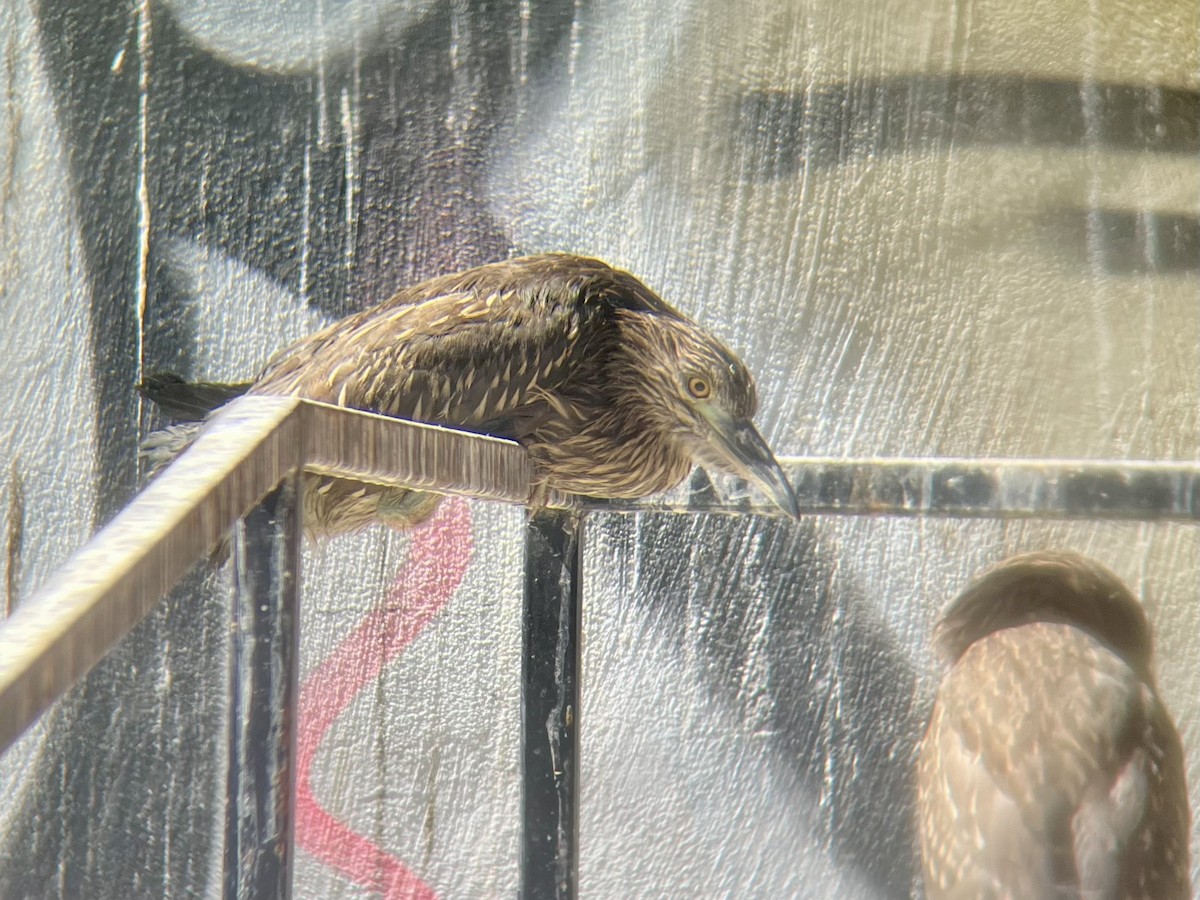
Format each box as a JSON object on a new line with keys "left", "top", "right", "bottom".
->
{"left": 687, "top": 376, "right": 711, "bottom": 399}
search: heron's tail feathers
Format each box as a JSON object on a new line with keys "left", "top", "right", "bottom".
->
{"left": 137, "top": 372, "right": 252, "bottom": 421}
{"left": 137, "top": 372, "right": 251, "bottom": 479}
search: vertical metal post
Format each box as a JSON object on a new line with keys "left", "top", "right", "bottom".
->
{"left": 225, "top": 474, "right": 301, "bottom": 900}
{"left": 521, "top": 509, "right": 583, "bottom": 900}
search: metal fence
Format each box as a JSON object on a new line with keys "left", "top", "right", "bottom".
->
{"left": 2, "top": 397, "right": 1198, "bottom": 899}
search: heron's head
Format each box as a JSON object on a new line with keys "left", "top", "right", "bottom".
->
{"left": 612, "top": 312, "right": 800, "bottom": 519}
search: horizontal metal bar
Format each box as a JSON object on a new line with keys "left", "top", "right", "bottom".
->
{"left": 586, "top": 456, "right": 1200, "bottom": 520}
{"left": 300, "top": 402, "right": 533, "bottom": 504}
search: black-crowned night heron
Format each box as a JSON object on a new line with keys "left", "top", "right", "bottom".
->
{"left": 917, "top": 551, "right": 1190, "bottom": 900}
{"left": 141, "top": 253, "right": 799, "bottom": 536}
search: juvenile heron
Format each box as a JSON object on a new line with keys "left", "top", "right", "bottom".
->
{"left": 141, "top": 253, "right": 799, "bottom": 536}
{"left": 917, "top": 551, "right": 1190, "bottom": 900}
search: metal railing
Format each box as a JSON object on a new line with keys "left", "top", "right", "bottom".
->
{"left": 2, "top": 395, "right": 1199, "bottom": 898}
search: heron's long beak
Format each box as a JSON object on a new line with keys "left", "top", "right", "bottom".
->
{"left": 700, "top": 409, "right": 800, "bottom": 520}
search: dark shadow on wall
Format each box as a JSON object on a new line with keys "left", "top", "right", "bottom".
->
{"left": 601, "top": 509, "right": 924, "bottom": 899}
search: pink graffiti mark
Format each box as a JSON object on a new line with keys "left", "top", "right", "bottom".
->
{"left": 296, "top": 497, "right": 474, "bottom": 900}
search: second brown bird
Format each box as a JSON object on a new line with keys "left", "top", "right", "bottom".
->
{"left": 918, "top": 551, "right": 1190, "bottom": 900}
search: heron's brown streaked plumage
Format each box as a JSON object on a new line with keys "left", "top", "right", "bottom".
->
{"left": 917, "top": 551, "right": 1190, "bottom": 900}
{"left": 140, "top": 253, "right": 798, "bottom": 537}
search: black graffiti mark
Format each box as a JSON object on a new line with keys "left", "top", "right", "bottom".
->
{"left": 34, "top": 0, "right": 149, "bottom": 524}
{"left": 137, "top": 0, "right": 577, "bottom": 324}
{"left": 737, "top": 76, "right": 1200, "bottom": 274}
{"left": 151, "top": 11, "right": 351, "bottom": 318}
{"left": 738, "top": 75, "right": 1200, "bottom": 177}
{"left": 1063, "top": 208, "right": 1200, "bottom": 275}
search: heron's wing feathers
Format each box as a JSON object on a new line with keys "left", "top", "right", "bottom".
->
{"left": 250, "top": 257, "right": 671, "bottom": 440}
{"left": 356, "top": 287, "right": 605, "bottom": 437}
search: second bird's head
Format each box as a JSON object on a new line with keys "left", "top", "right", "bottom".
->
{"left": 612, "top": 312, "right": 800, "bottom": 520}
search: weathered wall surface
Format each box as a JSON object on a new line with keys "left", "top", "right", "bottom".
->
{"left": 0, "top": 0, "right": 1196, "bottom": 896}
